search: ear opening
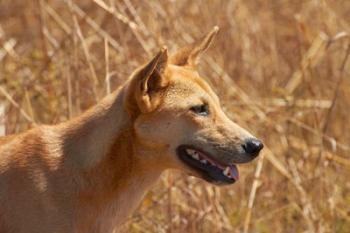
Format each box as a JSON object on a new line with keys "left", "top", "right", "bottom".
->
{"left": 139, "top": 47, "right": 168, "bottom": 94}
{"left": 170, "top": 26, "right": 219, "bottom": 67}
{"left": 130, "top": 47, "right": 169, "bottom": 114}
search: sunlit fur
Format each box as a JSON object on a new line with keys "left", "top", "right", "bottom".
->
{"left": 0, "top": 28, "right": 259, "bottom": 233}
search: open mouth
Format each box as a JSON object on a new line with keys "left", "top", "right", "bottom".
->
{"left": 177, "top": 145, "right": 239, "bottom": 185}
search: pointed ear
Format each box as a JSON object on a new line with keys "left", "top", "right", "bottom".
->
{"left": 170, "top": 26, "right": 219, "bottom": 67}
{"left": 133, "top": 47, "right": 169, "bottom": 113}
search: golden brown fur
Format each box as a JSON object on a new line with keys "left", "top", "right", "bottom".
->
{"left": 0, "top": 27, "right": 262, "bottom": 233}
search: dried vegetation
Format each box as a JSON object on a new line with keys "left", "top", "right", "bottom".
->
{"left": 0, "top": 0, "right": 350, "bottom": 232}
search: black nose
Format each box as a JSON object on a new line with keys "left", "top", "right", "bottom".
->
{"left": 243, "top": 138, "right": 264, "bottom": 155}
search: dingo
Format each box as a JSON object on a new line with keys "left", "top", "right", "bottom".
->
{"left": 0, "top": 27, "right": 263, "bottom": 233}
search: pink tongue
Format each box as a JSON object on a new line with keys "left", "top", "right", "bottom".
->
{"left": 230, "top": 165, "right": 239, "bottom": 180}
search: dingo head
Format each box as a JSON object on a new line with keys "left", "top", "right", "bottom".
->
{"left": 125, "top": 27, "right": 263, "bottom": 185}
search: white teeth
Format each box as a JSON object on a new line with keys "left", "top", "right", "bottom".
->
{"left": 223, "top": 167, "right": 230, "bottom": 177}
{"left": 200, "top": 159, "right": 207, "bottom": 164}
{"left": 192, "top": 153, "right": 199, "bottom": 160}
{"left": 186, "top": 149, "right": 195, "bottom": 155}
{"left": 186, "top": 149, "right": 201, "bottom": 160}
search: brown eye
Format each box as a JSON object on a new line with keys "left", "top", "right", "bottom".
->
{"left": 190, "top": 104, "right": 209, "bottom": 116}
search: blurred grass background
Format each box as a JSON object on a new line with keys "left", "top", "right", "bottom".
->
{"left": 1, "top": 0, "right": 350, "bottom": 232}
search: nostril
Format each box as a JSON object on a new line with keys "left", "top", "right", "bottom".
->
{"left": 242, "top": 138, "right": 264, "bottom": 155}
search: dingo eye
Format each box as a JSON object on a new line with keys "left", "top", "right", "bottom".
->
{"left": 190, "top": 104, "right": 209, "bottom": 116}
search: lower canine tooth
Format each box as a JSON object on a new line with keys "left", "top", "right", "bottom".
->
{"left": 200, "top": 159, "right": 207, "bottom": 164}
{"left": 223, "top": 167, "right": 230, "bottom": 177}
{"left": 192, "top": 154, "right": 199, "bottom": 160}
{"left": 187, "top": 149, "right": 195, "bottom": 155}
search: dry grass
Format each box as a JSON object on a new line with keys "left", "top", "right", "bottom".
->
{"left": 1, "top": 0, "right": 350, "bottom": 232}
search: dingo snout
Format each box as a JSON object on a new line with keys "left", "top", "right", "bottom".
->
{"left": 174, "top": 110, "right": 264, "bottom": 185}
